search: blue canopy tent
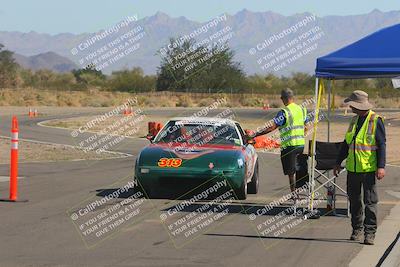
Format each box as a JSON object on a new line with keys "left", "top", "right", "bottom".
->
{"left": 307, "top": 23, "right": 400, "bottom": 215}
{"left": 316, "top": 23, "right": 400, "bottom": 79}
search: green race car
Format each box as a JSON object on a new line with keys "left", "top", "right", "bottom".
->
{"left": 134, "top": 117, "right": 259, "bottom": 199}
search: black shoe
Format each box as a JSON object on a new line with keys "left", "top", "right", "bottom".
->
{"left": 350, "top": 229, "right": 363, "bottom": 241}
{"left": 291, "top": 192, "right": 300, "bottom": 203}
{"left": 364, "top": 234, "right": 375, "bottom": 245}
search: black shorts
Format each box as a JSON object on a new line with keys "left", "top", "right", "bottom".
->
{"left": 280, "top": 146, "right": 304, "bottom": 175}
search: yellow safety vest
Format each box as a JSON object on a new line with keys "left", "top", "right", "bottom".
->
{"left": 279, "top": 103, "right": 306, "bottom": 149}
{"left": 345, "top": 110, "right": 381, "bottom": 173}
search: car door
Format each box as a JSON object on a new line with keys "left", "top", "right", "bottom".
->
{"left": 235, "top": 123, "right": 256, "bottom": 182}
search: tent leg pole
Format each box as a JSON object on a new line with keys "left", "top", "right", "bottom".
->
{"left": 327, "top": 80, "right": 331, "bottom": 142}
{"left": 327, "top": 80, "right": 335, "bottom": 213}
{"left": 309, "top": 78, "right": 319, "bottom": 213}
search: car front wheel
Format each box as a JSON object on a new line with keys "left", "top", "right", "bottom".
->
{"left": 247, "top": 160, "right": 259, "bottom": 194}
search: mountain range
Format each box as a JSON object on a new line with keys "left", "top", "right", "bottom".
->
{"left": 13, "top": 52, "right": 77, "bottom": 72}
{"left": 1, "top": 9, "right": 400, "bottom": 75}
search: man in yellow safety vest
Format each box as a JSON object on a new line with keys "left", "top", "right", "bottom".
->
{"left": 252, "top": 88, "right": 308, "bottom": 200}
{"left": 334, "top": 90, "right": 386, "bottom": 245}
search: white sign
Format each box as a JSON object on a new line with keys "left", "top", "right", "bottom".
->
{"left": 392, "top": 76, "right": 400, "bottom": 89}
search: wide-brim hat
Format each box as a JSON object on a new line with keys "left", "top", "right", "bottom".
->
{"left": 344, "top": 90, "right": 373, "bottom": 110}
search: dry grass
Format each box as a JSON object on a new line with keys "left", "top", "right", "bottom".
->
{"left": 2, "top": 88, "right": 400, "bottom": 108}
{"left": 0, "top": 88, "right": 134, "bottom": 107}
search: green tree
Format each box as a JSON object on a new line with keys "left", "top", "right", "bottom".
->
{"left": 72, "top": 63, "right": 105, "bottom": 87}
{"left": 156, "top": 38, "right": 245, "bottom": 92}
{"left": 108, "top": 67, "right": 156, "bottom": 92}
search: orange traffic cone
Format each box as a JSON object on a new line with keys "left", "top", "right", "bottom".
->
{"left": 9, "top": 116, "right": 19, "bottom": 201}
{"left": 262, "top": 103, "right": 270, "bottom": 110}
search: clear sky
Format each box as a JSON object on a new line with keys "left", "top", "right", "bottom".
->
{"left": 1, "top": 0, "right": 400, "bottom": 34}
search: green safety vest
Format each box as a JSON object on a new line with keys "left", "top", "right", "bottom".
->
{"left": 279, "top": 103, "right": 306, "bottom": 149}
{"left": 345, "top": 110, "right": 381, "bottom": 173}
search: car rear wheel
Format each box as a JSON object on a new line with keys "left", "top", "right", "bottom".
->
{"left": 247, "top": 160, "right": 259, "bottom": 194}
{"left": 139, "top": 186, "right": 153, "bottom": 198}
{"left": 235, "top": 179, "right": 247, "bottom": 200}
{"left": 135, "top": 178, "right": 153, "bottom": 198}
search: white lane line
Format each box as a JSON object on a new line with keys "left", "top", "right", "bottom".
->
{"left": 387, "top": 164, "right": 400, "bottom": 168}
{"left": 256, "top": 150, "right": 280, "bottom": 155}
{"left": 350, "top": 190, "right": 400, "bottom": 267}
{"left": 0, "top": 176, "right": 24, "bottom": 182}
{"left": 0, "top": 135, "right": 133, "bottom": 158}
{"left": 387, "top": 190, "right": 400, "bottom": 199}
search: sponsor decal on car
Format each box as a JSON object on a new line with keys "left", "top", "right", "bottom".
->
{"left": 164, "top": 148, "right": 215, "bottom": 160}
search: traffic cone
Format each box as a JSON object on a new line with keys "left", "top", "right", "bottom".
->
{"left": 33, "top": 109, "right": 38, "bottom": 117}
{"left": 28, "top": 108, "right": 34, "bottom": 118}
{"left": 123, "top": 107, "right": 132, "bottom": 116}
{"left": 148, "top": 122, "right": 155, "bottom": 136}
{"left": 9, "top": 116, "right": 19, "bottom": 201}
{"left": 263, "top": 103, "right": 270, "bottom": 110}
{"left": 156, "top": 122, "right": 163, "bottom": 133}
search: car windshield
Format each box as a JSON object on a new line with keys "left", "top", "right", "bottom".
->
{"left": 154, "top": 121, "right": 242, "bottom": 146}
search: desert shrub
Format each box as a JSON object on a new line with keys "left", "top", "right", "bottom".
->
{"left": 176, "top": 95, "right": 193, "bottom": 107}
{"left": 198, "top": 97, "right": 215, "bottom": 107}
{"left": 239, "top": 97, "right": 263, "bottom": 107}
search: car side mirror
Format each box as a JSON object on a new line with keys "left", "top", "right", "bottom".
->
{"left": 146, "top": 134, "right": 155, "bottom": 142}
{"left": 246, "top": 138, "right": 256, "bottom": 145}
{"left": 244, "top": 129, "right": 256, "bottom": 145}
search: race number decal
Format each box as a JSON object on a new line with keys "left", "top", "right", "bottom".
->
{"left": 158, "top": 158, "right": 182, "bottom": 168}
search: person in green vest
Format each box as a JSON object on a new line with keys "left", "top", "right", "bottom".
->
{"left": 252, "top": 88, "right": 308, "bottom": 200}
{"left": 334, "top": 90, "right": 386, "bottom": 245}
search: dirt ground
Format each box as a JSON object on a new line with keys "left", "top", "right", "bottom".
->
{"left": 0, "top": 137, "right": 121, "bottom": 164}
{"left": 43, "top": 113, "right": 157, "bottom": 138}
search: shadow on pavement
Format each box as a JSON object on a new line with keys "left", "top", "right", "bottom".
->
{"left": 205, "top": 233, "right": 357, "bottom": 244}
{"left": 95, "top": 188, "right": 348, "bottom": 217}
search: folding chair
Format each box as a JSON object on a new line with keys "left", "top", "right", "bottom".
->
{"left": 308, "top": 141, "right": 349, "bottom": 217}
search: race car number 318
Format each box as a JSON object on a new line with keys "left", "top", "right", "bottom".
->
{"left": 158, "top": 158, "right": 182, "bottom": 168}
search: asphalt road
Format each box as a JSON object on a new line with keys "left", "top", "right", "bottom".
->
{"left": 0, "top": 109, "right": 399, "bottom": 267}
